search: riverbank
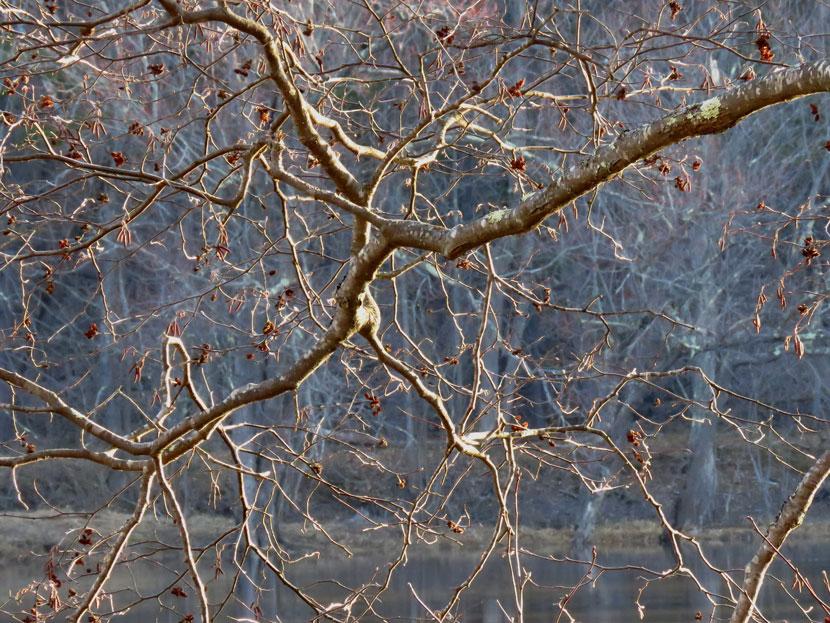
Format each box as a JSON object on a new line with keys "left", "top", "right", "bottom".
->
{"left": 3, "top": 509, "right": 829, "bottom": 563}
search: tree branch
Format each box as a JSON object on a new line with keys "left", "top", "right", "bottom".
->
{"left": 383, "top": 62, "right": 830, "bottom": 258}
{"left": 730, "top": 450, "right": 830, "bottom": 623}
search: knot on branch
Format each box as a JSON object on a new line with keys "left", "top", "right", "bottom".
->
{"left": 355, "top": 290, "right": 381, "bottom": 338}
{"left": 335, "top": 289, "right": 380, "bottom": 338}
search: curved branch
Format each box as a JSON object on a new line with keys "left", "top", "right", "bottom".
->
{"left": 156, "top": 0, "right": 366, "bottom": 203}
{"left": 382, "top": 62, "right": 830, "bottom": 257}
{"left": 730, "top": 450, "right": 830, "bottom": 623}
{"left": 147, "top": 236, "right": 394, "bottom": 459}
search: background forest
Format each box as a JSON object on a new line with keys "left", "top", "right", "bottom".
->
{"left": 0, "top": 0, "right": 828, "bottom": 622}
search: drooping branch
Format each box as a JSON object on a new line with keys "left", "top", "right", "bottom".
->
{"left": 730, "top": 450, "right": 830, "bottom": 623}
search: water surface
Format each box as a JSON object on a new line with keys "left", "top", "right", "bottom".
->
{"left": 2, "top": 541, "right": 826, "bottom": 621}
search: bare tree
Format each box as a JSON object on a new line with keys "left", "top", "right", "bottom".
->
{"left": 1, "top": 1, "right": 829, "bottom": 622}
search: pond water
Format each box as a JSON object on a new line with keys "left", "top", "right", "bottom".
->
{"left": 2, "top": 540, "right": 827, "bottom": 621}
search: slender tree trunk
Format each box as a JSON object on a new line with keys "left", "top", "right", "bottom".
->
{"left": 676, "top": 353, "right": 719, "bottom": 529}
{"left": 571, "top": 405, "right": 635, "bottom": 553}
{"left": 502, "top": 0, "right": 523, "bottom": 27}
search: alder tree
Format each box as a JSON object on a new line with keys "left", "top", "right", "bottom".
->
{"left": 1, "top": 1, "right": 829, "bottom": 622}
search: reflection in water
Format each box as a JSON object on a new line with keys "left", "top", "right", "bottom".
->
{"left": 2, "top": 542, "right": 826, "bottom": 621}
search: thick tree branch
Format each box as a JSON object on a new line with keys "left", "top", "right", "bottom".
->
{"left": 146, "top": 236, "right": 393, "bottom": 459}
{"left": 730, "top": 450, "right": 830, "bottom": 623}
{"left": 382, "top": 62, "right": 830, "bottom": 258}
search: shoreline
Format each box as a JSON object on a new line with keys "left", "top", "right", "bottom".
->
{"left": 3, "top": 510, "right": 829, "bottom": 563}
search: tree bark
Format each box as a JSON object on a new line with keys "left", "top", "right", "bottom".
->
{"left": 730, "top": 450, "right": 830, "bottom": 623}
{"left": 387, "top": 62, "right": 830, "bottom": 259}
